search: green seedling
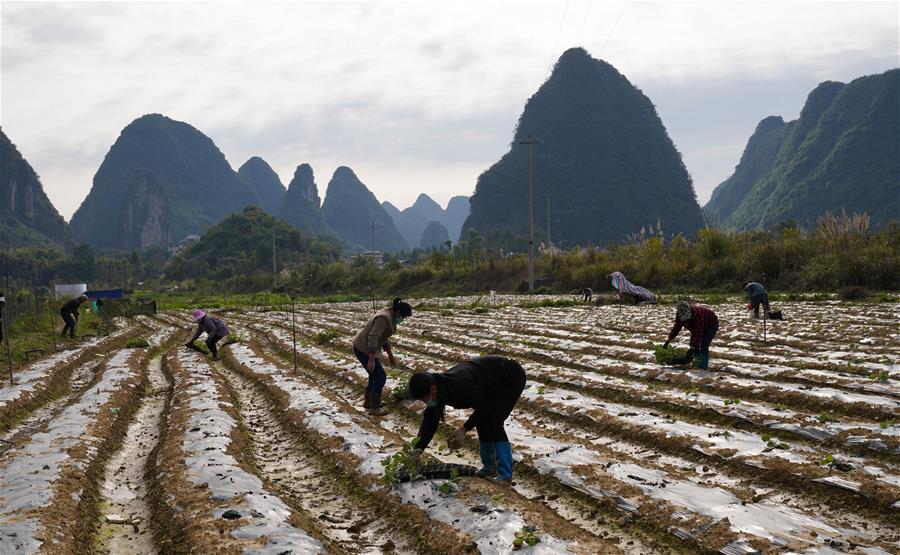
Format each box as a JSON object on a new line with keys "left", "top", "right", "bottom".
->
{"left": 512, "top": 526, "right": 541, "bottom": 550}
{"left": 817, "top": 412, "right": 836, "bottom": 423}
{"left": 724, "top": 398, "right": 741, "bottom": 406}
{"left": 126, "top": 337, "right": 150, "bottom": 348}
{"left": 763, "top": 439, "right": 790, "bottom": 452}
{"left": 654, "top": 344, "right": 691, "bottom": 365}
{"left": 820, "top": 454, "right": 835, "bottom": 467}
{"left": 381, "top": 437, "right": 423, "bottom": 485}
{"left": 773, "top": 403, "right": 788, "bottom": 412}
{"left": 879, "top": 420, "right": 895, "bottom": 429}
{"left": 761, "top": 433, "right": 771, "bottom": 442}
{"left": 868, "top": 370, "right": 890, "bottom": 382}
{"left": 564, "top": 395, "right": 576, "bottom": 401}
{"left": 684, "top": 385, "right": 700, "bottom": 397}
{"left": 314, "top": 329, "right": 341, "bottom": 345}
{"left": 536, "top": 385, "right": 546, "bottom": 395}
{"left": 439, "top": 467, "right": 462, "bottom": 495}
{"left": 709, "top": 430, "right": 732, "bottom": 439}
{"left": 222, "top": 334, "right": 241, "bottom": 346}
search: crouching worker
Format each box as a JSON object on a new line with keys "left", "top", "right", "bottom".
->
{"left": 408, "top": 356, "right": 526, "bottom": 484}
{"left": 60, "top": 294, "right": 88, "bottom": 339}
{"left": 353, "top": 297, "right": 412, "bottom": 416}
{"left": 742, "top": 281, "right": 769, "bottom": 319}
{"left": 664, "top": 300, "right": 719, "bottom": 369}
{"left": 185, "top": 309, "right": 229, "bottom": 360}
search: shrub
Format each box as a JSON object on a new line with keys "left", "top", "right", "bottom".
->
{"left": 126, "top": 337, "right": 150, "bottom": 348}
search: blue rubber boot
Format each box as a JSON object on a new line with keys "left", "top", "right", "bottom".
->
{"left": 475, "top": 441, "right": 497, "bottom": 478}
{"left": 495, "top": 441, "right": 514, "bottom": 482}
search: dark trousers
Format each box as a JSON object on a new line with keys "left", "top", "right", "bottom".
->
{"left": 475, "top": 361, "right": 527, "bottom": 442}
{"left": 697, "top": 320, "right": 719, "bottom": 354}
{"left": 354, "top": 347, "right": 387, "bottom": 409}
{"left": 206, "top": 334, "right": 226, "bottom": 357}
{"left": 750, "top": 293, "right": 770, "bottom": 318}
{"left": 60, "top": 311, "right": 77, "bottom": 338}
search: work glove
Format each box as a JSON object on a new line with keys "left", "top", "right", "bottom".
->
{"left": 447, "top": 426, "right": 466, "bottom": 450}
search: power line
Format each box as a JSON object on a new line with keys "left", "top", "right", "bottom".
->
{"left": 598, "top": 1, "right": 628, "bottom": 57}
{"left": 575, "top": 1, "right": 594, "bottom": 46}
{"left": 547, "top": 0, "right": 571, "bottom": 72}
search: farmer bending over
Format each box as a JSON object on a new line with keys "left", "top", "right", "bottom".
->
{"left": 186, "top": 309, "right": 229, "bottom": 360}
{"left": 664, "top": 301, "right": 719, "bottom": 369}
{"left": 60, "top": 294, "right": 88, "bottom": 339}
{"left": 742, "top": 281, "right": 769, "bottom": 319}
{"left": 352, "top": 297, "right": 412, "bottom": 416}
{"left": 408, "top": 356, "right": 526, "bottom": 484}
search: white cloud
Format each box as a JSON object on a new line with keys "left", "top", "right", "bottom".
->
{"left": 1, "top": 1, "right": 897, "bottom": 219}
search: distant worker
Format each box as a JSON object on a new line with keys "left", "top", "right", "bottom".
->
{"left": 408, "top": 356, "right": 526, "bottom": 484}
{"left": 742, "top": 281, "right": 769, "bottom": 319}
{"left": 0, "top": 291, "right": 5, "bottom": 342}
{"left": 186, "top": 309, "right": 230, "bottom": 360}
{"left": 352, "top": 297, "right": 412, "bottom": 416}
{"left": 59, "top": 294, "right": 88, "bottom": 339}
{"left": 663, "top": 300, "right": 719, "bottom": 369}
{"left": 582, "top": 287, "right": 593, "bottom": 302}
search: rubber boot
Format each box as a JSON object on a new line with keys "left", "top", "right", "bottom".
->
{"left": 363, "top": 389, "right": 371, "bottom": 410}
{"left": 693, "top": 352, "right": 709, "bottom": 370}
{"left": 367, "top": 389, "right": 388, "bottom": 416}
{"left": 494, "top": 441, "right": 514, "bottom": 483}
{"left": 475, "top": 441, "right": 497, "bottom": 478}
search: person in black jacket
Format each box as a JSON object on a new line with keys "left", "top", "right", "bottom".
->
{"left": 0, "top": 292, "right": 5, "bottom": 343}
{"left": 408, "top": 356, "right": 526, "bottom": 483}
{"left": 60, "top": 294, "right": 88, "bottom": 338}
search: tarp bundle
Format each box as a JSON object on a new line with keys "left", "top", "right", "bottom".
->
{"left": 609, "top": 271, "right": 657, "bottom": 302}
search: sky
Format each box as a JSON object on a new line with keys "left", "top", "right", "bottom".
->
{"left": 1, "top": 0, "right": 897, "bottom": 221}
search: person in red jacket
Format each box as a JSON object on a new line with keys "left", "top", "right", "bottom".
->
{"left": 663, "top": 300, "right": 719, "bottom": 369}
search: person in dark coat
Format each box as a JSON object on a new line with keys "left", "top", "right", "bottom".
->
{"left": 59, "top": 294, "right": 88, "bottom": 338}
{"left": 742, "top": 281, "right": 770, "bottom": 319}
{"left": 664, "top": 300, "right": 719, "bottom": 369}
{"left": 408, "top": 356, "right": 526, "bottom": 483}
{"left": 186, "top": 309, "right": 230, "bottom": 360}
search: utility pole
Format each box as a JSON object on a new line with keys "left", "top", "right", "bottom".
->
{"left": 518, "top": 134, "right": 540, "bottom": 291}
{"left": 272, "top": 230, "right": 277, "bottom": 289}
{"left": 545, "top": 185, "right": 552, "bottom": 248}
{"left": 371, "top": 222, "right": 377, "bottom": 313}
{"left": 4, "top": 275, "right": 12, "bottom": 385}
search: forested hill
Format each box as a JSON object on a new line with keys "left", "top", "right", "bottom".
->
{"left": 69, "top": 114, "right": 261, "bottom": 250}
{"left": 0, "top": 128, "right": 72, "bottom": 249}
{"left": 705, "top": 69, "right": 900, "bottom": 229}
{"left": 462, "top": 47, "right": 705, "bottom": 247}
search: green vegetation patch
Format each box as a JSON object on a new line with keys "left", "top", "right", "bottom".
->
{"left": 126, "top": 337, "right": 150, "bottom": 348}
{"left": 654, "top": 345, "right": 691, "bottom": 365}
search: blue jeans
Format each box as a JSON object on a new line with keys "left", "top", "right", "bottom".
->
{"left": 354, "top": 347, "right": 386, "bottom": 409}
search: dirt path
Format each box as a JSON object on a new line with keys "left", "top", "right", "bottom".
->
{"left": 220, "top": 362, "right": 415, "bottom": 554}
{"left": 95, "top": 355, "right": 168, "bottom": 554}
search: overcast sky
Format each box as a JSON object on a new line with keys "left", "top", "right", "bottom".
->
{"left": 2, "top": 1, "right": 897, "bottom": 220}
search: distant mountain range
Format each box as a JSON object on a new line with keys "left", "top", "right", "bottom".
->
{"left": 4, "top": 61, "right": 897, "bottom": 256}
{"left": 705, "top": 69, "right": 900, "bottom": 230}
{"left": 463, "top": 47, "right": 706, "bottom": 246}
{"left": 382, "top": 193, "right": 470, "bottom": 248}
{"left": 0, "top": 128, "right": 72, "bottom": 249}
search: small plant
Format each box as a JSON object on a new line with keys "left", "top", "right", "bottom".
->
{"left": 381, "top": 437, "right": 423, "bottom": 485}
{"left": 773, "top": 403, "right": 788, "bottom": 412}
{"left": 512, "top": 526, "right": 541, "bottom": 550}
{"left": 315, "top": 329, "right": 342, "bottom": 345}
{"left": 683, "top": 385, "right": 700, "bottom": 396}
{"left": 879, "top": 419, "right": 895, "bottom": 429}
{"left": 190, "top": 340, "right": 211, "bottom": 355}
{"left": 222, "top": 334, "right": 241, "bottom": 346}
{"left": 820, "top": 454, "right": 835, "bottom": 467}
{"left": 763, "top": 438, "right": 790, "bottom": 452}
{"left": 868, "top": 370, "right": 890, "bottom": 382}
{"left": 654, "top": 344, "right": 691, "bottom": 365}
{"left": 708, "top": 430, "right": 731, "bottom": 439}
{"left": 817, "top": 412, "right": 836, "bottom": 423}
{"left": 126, "top": 337, "right": 150, "bottom": 348}
{"left": 760, "top": 433, "right": 771, "bottom": 442}
{"left": 439, "top": 467, "right": 462, "bottom": 495}
{"left": 564, "top": 395, "right": 576, "bottom": 400}
{"left": 536, "top": 385, "right": 546, "bottom": 395}
{"left": 724, "top": 398, "right": 741, "bottom": 406}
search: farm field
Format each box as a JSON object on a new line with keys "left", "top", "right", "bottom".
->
{"left": 0, "top": 296, "right": 897, "bottom": 554}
